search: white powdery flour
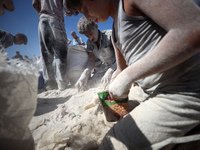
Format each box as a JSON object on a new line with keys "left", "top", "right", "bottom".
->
{"left": 30, "top": 86, "right": 115, "bottom": 150}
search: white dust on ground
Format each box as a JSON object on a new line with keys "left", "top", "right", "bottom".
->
{"left": 29, "top": 86, "right": 115, "bottom": 150}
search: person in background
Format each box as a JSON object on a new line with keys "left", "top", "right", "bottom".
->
{"left": 64, "top": 0, "right": 200, "bottom": 149}
{"left": 12, "top": 51, "right": 23, "bottom": 60}
{"left": 32, "top": 0, "right": 69, "bottom": 91}
{"left": 0, "top": 0, "right": 14, "bottom": 15}
{"left": 75, "top": 16, "right": 116, "bottom": 91}
{"left": 71, "top": 31, "right": 85, "bottom": 46}
{"left": 24, "top": 55, "right": 30, "bottom": 63}
{"left": 0, "top": 29, "right": 28, "bottom": 52}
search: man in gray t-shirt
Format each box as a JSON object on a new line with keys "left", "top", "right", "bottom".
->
{"left": 75, "top": 16, "right": 116, "bottom": 91}
{"left": 32, "top": 0, "right": 68, "bottom": 91}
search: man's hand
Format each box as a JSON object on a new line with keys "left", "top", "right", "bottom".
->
{"left": 75, "top": 69, "right": 90, "bottom": 92}
{"left": 108, "top": 72, "right": 132, "bottom": 100}
{"left": 0, "top": 0, "right": 14, "bottom": 15}
{"left": 101, "top": 68, "right": 113, "bottom": 87}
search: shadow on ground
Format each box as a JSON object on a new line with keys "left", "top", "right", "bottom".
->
{"left": 34, "top": 95, "right": 72, "bottom": 116}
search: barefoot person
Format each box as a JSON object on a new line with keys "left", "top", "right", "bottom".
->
{"left": 64, "top": 0, "right": 200, "bottom": 149}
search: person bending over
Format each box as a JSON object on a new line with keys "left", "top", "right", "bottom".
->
{"left": 64, "top": 0, "right": 200, "bottom": 149}
{"left": 75, "top": 16, "right": 116, "bottom": 91}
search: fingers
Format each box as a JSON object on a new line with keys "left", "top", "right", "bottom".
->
{"left": 108, "top": 80, "right": 130, "bottom": 100}
{"left": 75, "top": 80, "right": 87, "bottom": 92}
{"left": 101, "top": 73, "right": 111, "bottom": 87}
{"left": 3, "top": 0, "right": 14, "bottom": 11}
{"left": 0, "top": 0, "right": 14, "bottom": 15}
{"left": 109, "top": 90, "right": 129, "bottom": 100}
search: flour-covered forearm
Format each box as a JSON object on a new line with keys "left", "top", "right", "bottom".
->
{"left": 122, "top": 0, "right": 200, "bottom": 83}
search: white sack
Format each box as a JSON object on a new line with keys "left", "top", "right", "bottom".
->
{"left": 66, "top": 46, "right": 88, "bottom": 85}
{"left": 0, "top": 53, "right": 38, "bottom": 150}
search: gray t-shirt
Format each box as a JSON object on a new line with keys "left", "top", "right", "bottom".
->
{"left": 39, "top": 0, "right": 64, "bottom": 23}
{"left": 113, "top": 0, "right": 200, "bottom": 93}
{"left": 86, "top": 30, "right": 116, "bottom": 69}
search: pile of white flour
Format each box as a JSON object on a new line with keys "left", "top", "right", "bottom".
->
{"left": 29, "top": 86, "right": 115, "bottom": 150}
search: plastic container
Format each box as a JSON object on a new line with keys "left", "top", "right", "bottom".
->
{"left": 98, "top": 91, "right": 129, "bottom": 122}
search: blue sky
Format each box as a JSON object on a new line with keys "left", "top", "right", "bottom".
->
{"left": 0, "top": 0, "right": 113, "bottom": 60}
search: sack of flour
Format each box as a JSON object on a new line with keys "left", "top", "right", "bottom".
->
{"left": 66, "top": 45, "right": 88, "bottom": 85}
{"left": 0, "top": 53, "right": 38, "bottom": 150}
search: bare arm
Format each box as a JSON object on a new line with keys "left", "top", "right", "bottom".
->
{"left": 109, "top": 0, "right": 200, "bottom": 99}
{"left": 77, "top": 52, "right": 95, "bottom": 81}
{"left": 110, "top": 36, "right": 127, "bottom": 81}
{"left": 122, "top": 0, "right": 200, "bottom": 84}
{"left": 75, "top": 52, "right": 95, "bottom": 91}
{"left": 32, "top": 0, "right": 40, "bottom": 13}
{"left": 85, "top": 52, "right": 95, "bottom": 71}
{"left": 67, "top": 38, "right": 72, "bottom": 46}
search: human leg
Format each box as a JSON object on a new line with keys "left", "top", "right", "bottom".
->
{"left": 172, "top": 124, "right": 200, "bottom": 150}
{"left": 49, "top": 18, "right": 68, "bottom": 90}
{"left": 39, "top": 17, "right": 57, "bottom": 90}
{"left": 99, "top": 93, "right": 200, "bottom": 150}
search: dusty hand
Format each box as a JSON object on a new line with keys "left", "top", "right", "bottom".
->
{"left": 101, "top": 68, "right": 113, "bottom": 87}
{"left": 75, "top": 69, "right": 89, "bottom": 92}
{"left": 108, "top": 73, "right": 132, "bottom": 100}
